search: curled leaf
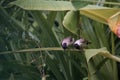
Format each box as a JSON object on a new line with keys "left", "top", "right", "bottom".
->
{"left": 63, "top": 11, "right": 79, "bottom": 35}
{"left": 80, "top": 5, "right": 120, "bottom": 38}
{"left": 108, "top": 11, "right": 120, "bottom": 38}
{"left": 84, "top": 47, "right": 120, "bottom": 63}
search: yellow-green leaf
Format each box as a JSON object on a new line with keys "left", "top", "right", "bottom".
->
{"left": 80, "top": 5, "right": 120, "bottom": 24}
{"left": 108, "top": 11, "right": 120, "bottom": 38}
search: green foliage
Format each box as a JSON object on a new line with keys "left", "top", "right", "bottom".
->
{"left": 0, "top": 0, "right": 120, "bottom": 80}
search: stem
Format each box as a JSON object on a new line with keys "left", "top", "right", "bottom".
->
{"left": 0, "top": 47, "right": 81, "bottom": 54}
{"left": 111, "top": 33, "right": 118, "bottom": 80}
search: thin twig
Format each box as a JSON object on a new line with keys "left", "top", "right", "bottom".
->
{"left": 0, "top": 47, "right": 80, "bottom": 54}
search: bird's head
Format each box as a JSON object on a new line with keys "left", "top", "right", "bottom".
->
{"left": 62, "top": 43, "right": 68, "bottom": 49}
{"left": 74, "top": 44, "right": 81, "bottom": 49}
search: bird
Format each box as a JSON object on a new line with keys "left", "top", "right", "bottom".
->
{"left": 61, "top": 36, "right": 74, "bottom": 50}
{"left": 74, "top": 38, "right": 91, "bottom": 49}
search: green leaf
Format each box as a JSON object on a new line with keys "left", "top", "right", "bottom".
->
{"left": 81, "top": 16, "right": 100, "bottom": 48}
{"left": 10, "top": 0, "right": 120, "bottom": 11}
{"left": 11, "top": 0, "right": 86, "bottom": 11}
{"left": 9, "top": 74, "right": 14, "bottom": 80}
{"left": 46, "top": 56, "right": 65, "bottom": 80}
{"left": 84, "top": 47, "right": 120, "bottom": 63}
{"left": 63, "top": 11, "right": 79, "bottom": 35}
{"left": 84, "top": 47, "right": 107, "bottom": 62}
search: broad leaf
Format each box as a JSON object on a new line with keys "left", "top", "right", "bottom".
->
{"left": 63, "top": 11, "right": 79, "bottom": 35}
{"left": 80, "top": 5, "right": 120, "bottom": 24}
{"left": 11, "top": 0, "right": 87, "bottom": 11}
{"left": 84, "top": 47, "right": 120, "bottom": 63}
{"left": 85, "top": 47, "right": 120, "bottom": 80}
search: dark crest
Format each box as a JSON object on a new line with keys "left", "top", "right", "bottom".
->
{"left": 62, "top": 43, "right": 67, "bottom": 49}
